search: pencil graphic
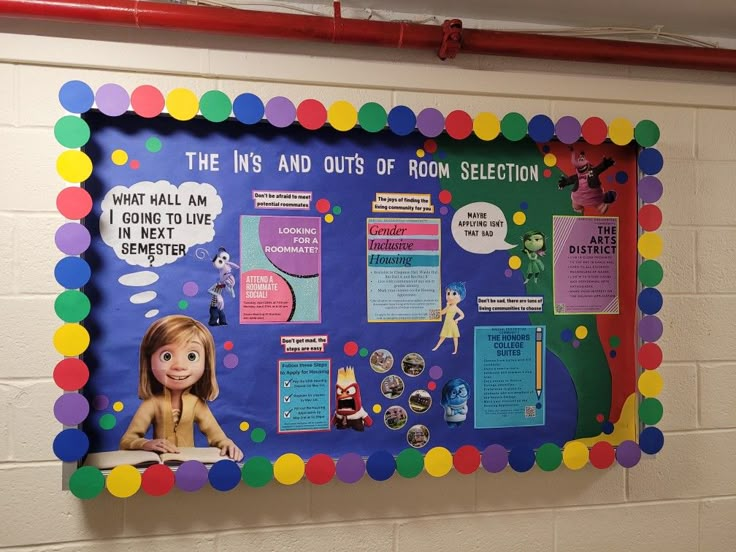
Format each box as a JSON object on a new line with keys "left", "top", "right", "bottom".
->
{"left": 535, "top": 327, "right": 543, "bottom": 399}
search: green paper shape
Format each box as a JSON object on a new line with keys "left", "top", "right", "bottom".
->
{"left": 99, "top": 413, "right": 116, "bottom": 430}
{"left": 54, "top": 290, "right": 91, "bottom": 323}
{"left": 358, "top": 102, "right": 387, "bottom": 133}
{"left": 242, "top": 456, "right": 273, "bottom": 487}
{"left": 69, "top": 466, "right": 105, "bottom": 499}
{"left": 332, "top": 205, "right": 342, "bottom": 215}
{"left": 396, "top": 448, "right": 423, "bottom": 478}
{"left": 501, "top": 112, "right": 527, "bottom": 142}
{"left": 200, "top": 90, "right": 232, "bottom": 123}
{"left": 145, "top": 137, "right": 162, "bottom": 153}
{"left": 535, "top": 442, "right": 562, "bottom": 471}
{"left": 639, "top": 260, "right": 664, "bottom": 287}
{"left": 251, "top": 427, "right": 267, "bottom": 443}
{"left": 635, "top": 120, "right": 660, "bottom": 148}
{"left": 639, "top": 397, "right": 663, "bottom": 425}
{"left": 54, "top": 116, "right": 90, "bottom": 149}
{"left": 609, "top": 335, "right": 621, "bottom": 348}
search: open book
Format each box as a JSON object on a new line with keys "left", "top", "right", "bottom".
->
{"left": 83, "top": 447, "right": 228, "bottom": 470}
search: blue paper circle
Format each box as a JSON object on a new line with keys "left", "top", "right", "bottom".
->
{"left": 602, "top": 421, "right": 615, "bottom": 434}
{"left": 208, "top": 459, "right": 242, "bottom": 491}
{"left": 59, "top": 81, "right": 94, "bottom": 114}
{"left": 366, "top": 450, "right": 396, "bottom": 481}
{"left": 508, "top": 447, "right": 535, "bottom": 472}
{"left": 615, "top": 171, "right": 629, "bottom": 184}
{"left": 527, "top": 115, "right": 555, "bottom": 143}
{"left": 387, "top": 106, "right": 416, "bottom": 136}
{"left": 54, "top": 257, "right": 92, "bottom": 289}
{"left": 639, "top": 148, "right": 664, "bottom": 175}
{"left": 561, "top": 328, "right": 574, "bottom": 342}
{"left": 638, "top": 288, "right": 663, "bottom": 315}
{"left": 53, "top": 428, "right": 89, "bottom": 462}
{"left": 233, "top": 93, "right": 265, "bottom": 125}
{"left": 639, "top": 427, "right": 665, "bottom": 455}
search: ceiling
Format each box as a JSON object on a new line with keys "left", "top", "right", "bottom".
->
{"left": 250, "top": 0, "right": 736, "bottom": 41}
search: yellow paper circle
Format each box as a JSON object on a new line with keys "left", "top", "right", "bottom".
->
{"left": 562, "top": 441, "right": 589, "bottom": 470}
{"left": 106, "top": 464, "right": 142, "bottom": 498}
{"left": 508, "top": 255, "right": 522, "bottom": 270}
{"left": 609, "top": 118, "right": 634, "bottom": 146}
{"left": 638, "top": 232, "right": 663, "bottom": 259}
{"left": 512, "top": 211, "right": 527, "bottom": 225}
{"left": 575, "top": 325, "right": 588, "bottom": 340}
{"left": 638, "top": 370, "right": 664, "bottom": 397}
{"left": 56, "top": 150, "right": 93, "bottom": 183}
{"left": 273, "top": 453, "right": 305, "bottom": 485}
{"left": 112, "top": 401, "right": 124, "bottom": 412}
{"left": 53, "top": 323, "right": 91, "bottom": 356}
{"left": 239, "top": 421, "right": 250, "bottom": 431}
{"left": 416, "top": 149, "right": 425, "bottom": 158}
{"left": 424, "top": 447, "right": 453, "bottom": 477}
{"left": 166, "top": 88, "right": 199, "bottom": 121}
{"left": 543, "top": 153, "right": 557, "bottom": 167}
{"left": 325, "top": 214, "right": 334, "bottom": 224}
{"left": 111, "top": 149, "right": 128, "bottom": 166}
{"left": 372, "top": 404, "right": 382, "bottom": 414}
{"left": 473, "top": 112, "right": 501, "bottom": 141}
{"left": 328, "top": 101, "right": 358, "bottom": 132}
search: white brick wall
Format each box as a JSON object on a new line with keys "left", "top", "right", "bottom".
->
{"left": 0, "top": 16, "right": 734, "bottom": 551}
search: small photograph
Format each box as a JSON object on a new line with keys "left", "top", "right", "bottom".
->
{"left": 380, "top": 374, "right": 405, "bottom": 399}
{"left": 370, "top": 348, "right": 394, "bottom": 373}
{"left": 406, "top": 424, "right": 430, "bottom": 448}
{"left": 401, "top": 352, "right": 426, "bottom": 377}
{"left": 383, "top": 405, "right": 408, "bottom": 430}
{"left": 408, "top": 389, "right": 432, "bottom": 413}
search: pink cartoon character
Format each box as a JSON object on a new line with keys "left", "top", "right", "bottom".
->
{"left": 558, "top": 147, "right": 616, "bottom": 214}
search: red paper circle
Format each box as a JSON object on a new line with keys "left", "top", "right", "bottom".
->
{"left": 445, "top": 110, "right": 473, "bottom": 140}
{"left": 57, "top": 187, "right": 93, "bottom": 220}
{"left": 131, "top": 85, "right": 165, "bottom": 119}
{"left": 639, "top": 343, "right": 663, "bottom": 370}
{"left": 305, "top": 453, "right": 336, "bottom": 485}
{"left": 297, "top": 99, "right": 327, "bottom": 131}
{"left": 581, "top": 117, "right": 608, "bottom": 145}
{"left": 639, "top": 204, "right": 662, "bottom": 232}
{"left": 53, "top": 358, "right": 89, "bottom": 391}
{"left": 453, "top": 445, "right": 481, "bottom": 474}
{"left": 589, "top": 441, "right": 615, "bottom": 469}
{"left": 141, "top": 464, "right": 175, "bottom": 496}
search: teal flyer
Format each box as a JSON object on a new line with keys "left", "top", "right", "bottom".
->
{"left": 278, "top": 359, "right": 332, "bottom": 432}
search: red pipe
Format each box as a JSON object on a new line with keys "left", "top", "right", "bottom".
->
{"left": 1, "top": 0, "right": 735, "bottom": 72}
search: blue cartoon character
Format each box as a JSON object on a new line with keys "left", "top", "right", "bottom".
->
{"left": 432, "top": 282, "right": 466, "bottom": 354}
{"left": 558, "top": 147, "right": 616, "bottom": 214}
{"left": 441, "top": 378, "right": 470, "bottom": 427}
{"left": 521, "top": 230, "right": 546, "bottom": 284}
{"left": 208, "top": 247, "right": 239, "bottom": 326}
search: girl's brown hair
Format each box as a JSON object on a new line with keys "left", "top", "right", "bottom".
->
{"left": 138, "top": 315, "right": 218, "bottom": 401}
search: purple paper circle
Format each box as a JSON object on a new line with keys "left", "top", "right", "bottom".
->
{"left": 92, "top": 394, "right": 109, "bottom": 410}
{"left": 265, "top": 96, "right": 296, "bottom": 128}
{"left": 223, "top": 353, "right": 239, "bottom": 369}
{"left": 176, "top": 460, "right": 209, "bottom": 492}
{"left": 258, "top": 216, "right": 319, "bottom": 276}
{"left": 54, "top": 393, "right": 90, "bottom": 426}
{"left": 639, "top": 315, "right": 663, "bottom": 342}
{"left": 95, "top": 83, "right": 130, "bottom": 117}
{"left": 55, "top": 223, "right": 91, "bottom": 255}
{"left": 335, "top": 452, "right": 365, "bottom": 483}
{"left": 440, "top": 206, "right": 449, "bottom": 215}
{"left": 616, "top": 440, "right": 641, "bottom": 468}
{"left": 182, "top": 281, "right": 199, "bottom": 297}
{"left": 429, "top": 365, "right": 443, "bottom": 380}
{"left": 555, "top": 116, "right": 581, "bottom": 144}
{"left": 572, "top": 339, "right": 580, "bottom": 348}
{"left": 481, "top": 444, "right": 508, "bottom": 473}
{"left": 416, "top": 108, "right": 445, "bottom": 138}
{"left": 639, "top": 176, "right": 663, "bottom": 203}
{"left": 504, "top": 269, "right": 513, "bottom": 278}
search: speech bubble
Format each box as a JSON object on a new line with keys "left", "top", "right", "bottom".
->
{"left": 99, "top": 180, "right": 223, "bottom": 268}
{"left": 451, "top": 202, "right": 515, "bottom": 254}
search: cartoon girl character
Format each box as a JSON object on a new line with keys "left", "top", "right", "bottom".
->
{"left": 558, "top": 148, "right": 616, "bottom": 214}
{"left": 440, "top": 378, "right": 470, "bottom": 427}
{"left": 521, "top": 231, "right": 546, "bottom": 284}
{"left": 208, "top": 247, "right": 239, "bottom": 326}
{"left": 120, "top": 315, "right": 243, "bottom": 461}
{"left": 432, "top": 281, "right": 466, "bottom": 355}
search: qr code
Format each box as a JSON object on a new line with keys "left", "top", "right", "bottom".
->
{"left": 524, "top": 406, "right": 537, "bottom": 418}
{"left": 428, "top": 309, "right": 441, "bottom": 320}
{"left": 555, "top": 303, "right": 566, "bottom": 313}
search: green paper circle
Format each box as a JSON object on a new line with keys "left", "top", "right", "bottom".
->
{"left": 178, "top": 300, "right": 189, "bottom": 310}
{"left": 242, "top": 456, "right": 273, "bottom": 487}
{"left": 145, "top": 137, "right": 162, "bottom": 153}
{"left": 639, "top": 260, "right": 664, "bottom": 287}
{"left": 251, "top": 427, "right": 267, "bottom": 443}
{"left": 333, "top": 205, "right": 342, "bottom": 215}
{"left": 359, "top": 347, "right": 369, "bottom": 357}
{"left": 54, "top": 116, "right": 90, "bottom": 148}
{"left": 200, "top": 90, "right": 232, "bottom": 123}
{"left": 639, "top": 398, "right": 664, "bottom": 425}
{"left": 535, "top": 443, "right": 562, "bottom": 471}
{"left": 635, "top": 120, "right": 660, "bottom": 148}
{"left": 54, "top": 290, "right": 91, "bottom": 323}
{"left": 396, "top": 448, "right": 423, "bottom": 478}
{"left": 609, "top": 335, "right": 621, "bottom": 348}
{"left": 358, "top": 102, "right": 387, "bottom": 133}
{"left": 501, "top": 112, "right": 528, "bottom": 142}
{"left": 99, "top": 413, "right": 117, "bottom": 430}
{"left": 69, "top": 466, "right": 105, "bottom": 499}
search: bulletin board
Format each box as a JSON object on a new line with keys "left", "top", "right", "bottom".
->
{"left": 52, "top": 81, "right": 665, "bottom": 498}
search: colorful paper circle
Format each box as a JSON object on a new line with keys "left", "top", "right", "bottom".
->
{"left": 242, "top": 456, "right": 273, "bottom": 487}
{"left": 366, "top": 450, "right": 396, "bottom": 481}
{"left": 638, "top": 287, "right": 663, "bottom": 315}
{"left": 56, "top": 150, "right": 93, "bottom": 183}
{"left": 131, "top": 85, "right": 165, "bottom": 118}
{"left": 53, "top": 323, "right": 90, "bottom": 356}
{"left": 639, "top": 315, "right": 663, "bottom": 342}
{"left": 57, "top": 187, "right": 93, "bottom": 220}
{"left": 233, "top": 92, "right": 265, "bottom": 124}
{"left": 265, "top": 96, "right": 296, "bottom": 128}
{"left": 639, "top": 148, "right": 664, "bottom": 175}
{"left": 608, "top": 118, "right": 634, "bottom": 145}
{"left": 536, "top": 443, "right": 563, "bottom": 471}
{"left": 501, "top": 112, "right": 527, "bottom": 142}
{"left": 141, "top": 464, "right": 175, "bottom": 496}
{"left": 166, "top": 88, "right": 199, "bottom": 121}
{"left": 635, "top": 120, "right": 660, "bottom": 147}
{"left": 55, "top": 223, "right": 91, "bottom": 256}
{"left": 639, "top": 204, "right": 662, "bottom": 231}
{"left": 638, "top": 370, "right": 664, "bottom": 397}
{"left": 562, "top": 441, "right": 589, "bottom": 470}
{"left": 638, "top": 232, "right": 663, "bottom": 259}
{"left": 639, "top": 260, "right": 664, "bottom": 287}
{"left": 54, "top": 116, "right": 90, "bottom": 149}
{"left": 555, "top": 116, "right": 581, "bottom": 144}
{"left": 416, "top": 108, "right": 444, "bottom": 137}
{"left": 199, "top": 90, "right": 232, "bottom": 123}
{"left": 69, "top": 466, "right": 105, "bottom": 499}
{"left": 53, "top": 428, "right": 89, "bottom": 462}
{"left": 482, "top": 444, "right": 508, "bottom": 473}
{"left": 96, "top": 83, "right": 129, "bottom": 117}
{"left": 453, "top": 445, "right": 481, "bottom": 474}
{"left": 639, "top": 343, "right": 663, "bottom": 370}
{"left": 357, "top": 102, "right": 387, "bottom": 133}
{"left": 328, "top": 100, "right": 358, "bottom": 132}
{"left": 54, "top": 290, "right": 91, "bottom": 323}
{"left": 581, "top": 117, "right": 608, "bottom": 145}
{"left": 395, "top": 448, "right": 424, "bottom": 478}
{"left": 107, "top": 464, "right": 142, "bottom": 498}
{"left": 589, "top": 441, "right": 616, "bottom": 469}
{"left": 616, "top": 440, "right": 641, "bottom": 468}
{"left": 305, "top": 453, "right": 335, "bottom": 485}
{"left": 176, "top": 460, "right": 209, "bottom": 492}
{"left": 445, "top": 110, "right": 473, "bottom": 140}
{"left": 274, "top": 453, "right": 305, "bottom": 485}
{"left": 53, "top": 358, "right": 89, "bottom": 391}
{"left": 335, "top": 452, "right": 365, "bottom": 483}
{"left": 508, "top": 447, "right": 535, "bottom": 472}
{"left": 639, "top": 427, "right": 664, "bottom": 455}
{"left": 297, "top": 99, "right": 327, "bottom": 130}
{"left": 639, "top": 397, "right": 664, "bottom": 425}
{"left": 474, "top": 112, "right": 501, "bottom": 141}
{"left": 54, "top": 393, "right": 89, "bottom": 426}
{"left": 387, "top": 105, "right": 416, "bottom": 136}
{"left": 209, "top": 460, "right": 242, "bottom": 491}
{"left": 639, "top": 176, "right": 663, "bottom": 203}
{"left": 424, "top": 447, "right": 453, "bottom": 477}
{"left": 54, "top": 257, "right": 91, "bottom": 289}
{"left": 59, "top": 80, "right": 94, "bottom": 114}
{"left": 527, "top": 114, "right": 555, "bottom": 143}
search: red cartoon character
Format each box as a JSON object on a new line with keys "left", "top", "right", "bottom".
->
{"left": 333, "top": 366, "right": 372, "bottom": 431}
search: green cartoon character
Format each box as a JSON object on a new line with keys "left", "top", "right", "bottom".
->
{"left": 522, "top": 231, "right": 546, "bottom": 284}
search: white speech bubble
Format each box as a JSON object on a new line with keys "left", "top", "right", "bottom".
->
{"left": 100, "top": 180, "right": 223, "bottom": 268}
{"left": 451, "top": 202, "right": 515, "bottom": 254}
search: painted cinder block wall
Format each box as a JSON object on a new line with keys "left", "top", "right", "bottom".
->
{"left": 1, "top": 17, "right": 735, "bottom": 552}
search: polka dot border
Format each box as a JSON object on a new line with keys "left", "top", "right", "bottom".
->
{"left": 55, "top": 82, "right": 664, "bottom": 495}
